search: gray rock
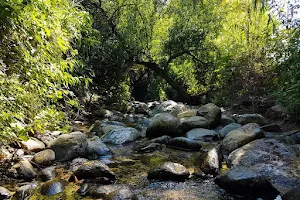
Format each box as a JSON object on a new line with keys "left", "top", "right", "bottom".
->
{"left": 148, "top": 162, "right": 190, "bottom": 181}
{"left": 197, "top": 103, "right": 221, "bottom": 127}
{"left": 149, "top": 135, "right": 172, "bottom": 144}
{"left": 146, "top": 113, "right": 180, "bottom": 139}
{"left": 219, "top": 123, "right": 242, "bottom": 138}
{"left": 179, "top": 116, "right": 210, "bottom": 133}
{"left": 169, "top": 103, "right": 188, "bottom": 117}
{"left": 167, "top": 137, "right": 202, "bottom": 151}
{"left": 68, "top": 158, "right": 89, "bottom": 172}
{"left": 177, "top": 109, "right": 198, "bottom": 118}
{"left": 49, "top": 131, "right": 88, "bottom": 161}
{"left": 221, "top": 114, "right": 236, "bottom": 126}
{"left": 32, "top": 149, "right": 55, "bottom": 166}
{"left": 86, "top": 136, "right": 111, "bottom": 157}
{"left": 150, "top": 100, "right": 178, "bottom": 116}
{"left": 93, "top": 109, "right": 113, "bottom": 118}
{"left": 88, "top": 120, "right": 125, "bottom": 136}
{"left": 215, "top": 167, "right": 280, "bottom": 198}
{"left": 233, "top": 114, "right": 267, "bottom": 126}
{"left": 282, "top": 185, "right": 300, "bottom": 200}
{"left": 74, "top": 160, "right": 116, "bottom": 183}
{"left": 134, "top": 142, "right": 163, "bottom": 153}
{"left": 14, "top": 182, "right": 38, "bottom": 200}
{"left": 186, "top": 128, "right": 219, "bottom": 142}
{"left": 199, "top": 148, "right": 221, "bottom": 175}
{"left": 88, "top": 184, "right": 137, "bottom": 199}
{"left": 102, "top": 128, "right": 141, "bottom": 145}
{"left": 41, "top": 166, "right": 57, "bottom": 181}
{"left": 77, "top": 183, "right": 89, "bottom": 196}
{"left": 40, "top": 179, "right": 68, "bottom": 196}
{"left": 21, "top": 138, "right": 45, "bottom": 152}
{"left": 0, "top": 187, "right": 10, "bottom": 199}
{"left": 9, "top": 158, "right": 37, "bottom": 180}
{"left": 133, "top": 101, "right": 150, "bottom": 114}
{"left": 220, "top": 123, "right": 264, "bottom": 155}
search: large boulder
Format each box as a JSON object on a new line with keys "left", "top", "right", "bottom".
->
{"left": 21, "top": 137, "right": 45, "bottom": 152}
{"left": 146, "top": 113, "right": 180, "bottom": 139}
{"left": 227, "top": 138, "right": 300, "bottom": 193}
{"left": 150, "top": 100, "right": 178, "bottom": 116}
{"left": 219, "top": 123, "right": 242, "bottom": 138}
{"left": 215, "top": 167, "right": 280, "bottom": 199}
{"left": 199, "top": 147, "right": 222, "bottom": 175}
{"left": 197, "top": 103, "right": 221, "bottom": 128}
{"left": 87, "top": 184, "right": 137, "bottom": 199}
{"left": 74, "top": 160, "right": 116, "bottom": 183}
{"left": 102, "top": 128, "right": 142, "bottom": 145}
{"left": 49, "top": 131, "right": 88, "bottom": 161}
{"left": 167, "top": 137, "right": 202, "bottom": 151}
{"left": 186, "top": 128, "right": 219, "bottom": 142}
{"left": 148, "top": 162, "right": 189, "bottom": 181}
{"left": 178, "top": 116, "right": 210, "bottom": 133}
{"left": 220, "top": 123, "right": 264, "bottom": 155}
{"left": 233, "top": 114, "right": 267, "bottom": 126}
{"left": 32, "top": 149, "right": 55, "bottom": 166}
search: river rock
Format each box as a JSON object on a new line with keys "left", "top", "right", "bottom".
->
{"left": 220, "top": 123, "right": 264, "bottom": 155}
{"left": 219, "top": 123, "right": 242, "bottom": 138}
{"left": 228, "top": 138, "right": 300, "bottom": 193}
{"left": 178, "top": 116, "right": 210, "bottom": 133}
{"left": 14, "top": 182, "right": 38, "bottom": 200}
{"left": 21, "top": 138, "right": 45, "bottom": 152}
{"left": 93, "top": 109, "right": 113, "bottom": 118}
{"left": 9, "top": 158, "right": 37, "bottom": 180}
{"left": 167, "top": 137, "right": 202, "bottom": 151}
{"left": 150, "top": 100, "right": 178, "bottom": 116}
{"left": 0, "top": 187, "right": 10, "bottom": 199}
{"left": 199, "top": 148, "right": 221, "bottom": 175}
{"left": 282, "top": 185, "right": 300, "bottom": 200}
{"left": 148, "top": 162, "right": 190, "bottom": 181}
{"left": 68, "top": 158, "right": 89, "bottom": 171}
{"left": 32, "top": 149, "right": 55, "bottom": 166}
{"left": 215, "top": 167, "right": 280, "bottom": 199}
{"left": 74, "top": 160, "right": 116, "bottom": 183}
{"left": 233, "top": 114, "right": 267, "bottom": 125}
{"left": 186, "top": 128, "right": 219, "bottom": 142}
{"left": 41, "top": 166, "right": 57, "bottom": 181}
{"left": 197, "top": 103, "right": 221, "bottom": 128}
{"left": 86, "top": 136, "right": 111, "bottom": 157}
{"left": 177, "top": 109, "right": 198, "bottom": 118}
{"left": 149, "top": 135, "right": 172, "bottom": 144}
{"left": 102, "top": 127, "right": 141, "bottom": 145}
{"left": 49, "top": 131, "right": 88, "bottom": 161}
{"left": 40, "top": 179, "right": 68, "bottom": 196}
{"left": 133, "top": 101, "right": 150, "bottom": 114}
{"left": 134, "top": 142, "right": 163, "bottom": 153}
{"left": 221, "top": 114, "right": 236, "bottom": 125}
{"left": 88, "top": 120, "right": 125, "bottom": 136}
{"left": 146, "top": 113, "right": 180, "bottom": 139}
{"left": 88, "top": 184, "right": 137, "bottom": 199}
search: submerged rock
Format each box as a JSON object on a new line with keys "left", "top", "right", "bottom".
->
{"left": 148, "top": 162, "right": 190, "bottom": 181}
{"left": 186, "top": 128, "right": 219, "bottom": 142}
{"left": 150, "top": 100, "right": 178, "bottom": 116}
{"left": 167, "top": 137, "right": 202, "bottom": 151}
{"left": 88, "top": 184, "right": 137, "bottom": 199}
{"left": 197, "top": 103, "right": 221, "bottom": 128}
{"left": 0, "top": 187, "right": 10, "bottom": 199}
{"left": 215, "top": 167, "right": 280, "bottom": 199}
{"left": 32, "top": 149, "right": 55, "bottom": 166}
{"left": 49, "top": 131, "right": 88, "bottom": 161}
{"left": 102, "top": 127, "right": 142, "bottom": 145}
{"left": 40, "top": 179, "right": 68, "bottom": 196}
{"left": 146, "top": 113, "right": 180, "bottom": 139}
{"left": 220, "top": 123, "right": 264, "bottom": 155}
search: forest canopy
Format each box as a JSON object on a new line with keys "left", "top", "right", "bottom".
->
{"left": 0, "top": 0, "right": 299, "bottom": 142}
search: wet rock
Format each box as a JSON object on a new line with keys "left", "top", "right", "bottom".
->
{"left": 68, "top": 158, "right": 89, "bottom": 172}
{"left": 220, "top": 123, "right": 264, "bottom": 155}
{"left": 88, "top": 184, "right": 137, "bottom": 199}
{"left": 282, "top": 185, "right": 300, "bottom": 200}
{"left": 233, "top": 114, "right": 267, "bottom": 126}
{"left": 261, "top": 124, "right": 282, "bottom": 133}
{"left": 149, "top": 135, "right": 172, "bottom": 144}
{"left": 179, "top": 116, "right": 210, "bottom": 133}
{"left": 77, "top": 183, "right": 89, "bottom": 196}
{"left": 221, "top": 114, "right": 236, "bottom": 126}
{"left": 88, "top": 120, "right": 125, "bottom": 136}
{"left": 134, "top": 142, "right": 163, "bottom": 153}
{"left": 215, "top": 167, "right": 280, "bottom": 199}
{"left": 167, "top": 137, "right": 202, "bottom": 151}
{"left": 289, "top": 131, "right": 300, "bottom": 144}
{"left": 9, "top": 158, "right": 37, "bottom": 180}
{"left": 93, "top": 109, "right": 113, "bottom": 118}
{"left": 199, "top": 148, "right": 222, "bottom": 175}
{"left": 133, "top": 101, "right": 150, "bottom": 114}
{"left": 186, "top": 128, "right": 219, "bottom": 142}
{"left": 219, "top": 123, "right": 242, "bottom": 138}
{"left": 21, "top": 137, "right": 45, "bottom": 152}
{"left": 197, "top": 103, "right": 221, "bottom": 128}
{"left": 102, "top": 128, "right": 142, "bottom": 145}
{"left": 150, "top": 100, "right": 178, "bottom": 116}
{"left": 0, "top": 186, "right": 10, "bottom": 199}
{"left": 86, "top": 136, "right": 111, "bottom": 157}
{"left": 32, "top": 149, "right": 55, "bottom": 166}
{"left": 148, "top": 162, "right": 190, "bottom": 181}
{"left": 74, "top": 160, "right": 116, "bottom": 183}
{"left": 49, "top": 131, "right": 88, "bottom": 161}
{"left": 228, "top": 138, "right": 300, "bottom": 193}
{"left": 14, "top": 182, "right": 38, "bottom": 200}
{"left": 40, "top": 179, "right": 68, "bottom": 196}
{"left": 41, "top": 166, "right": 57, "bottom": 181}
{"left": 146, "top": 113, "right": 180, "bottom": 139}
{"left": 177, "top": 109, "right": 198, "bottom": 118}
